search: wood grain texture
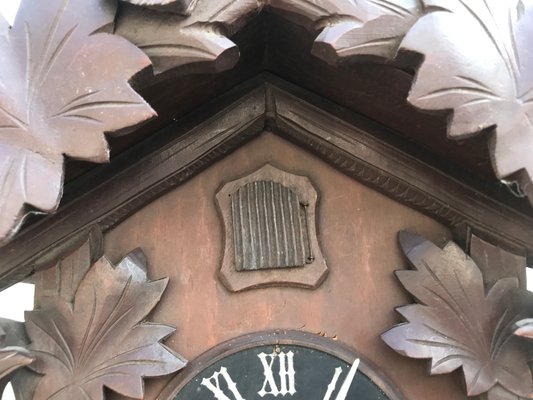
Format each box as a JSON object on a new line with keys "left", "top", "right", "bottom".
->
{"left": 1, "top": 81, "right": 532, "bottom": 290}
{"left": 0, "top": 0, "right": 156, "bottom": 245}
{"left": 265, "top": 0, "right": 533, "bottom": 205}
{"left": 2, "top": 0, "right": 533, "bottom": 249}
{"left": 27, "top": 237, "right": 186, "bottom": 400}
{"left": 119, "top": 0, "right": 533, "bottom": 207}
{"left": 399, "top": 1, "right": 533, "bottom": 203}
{"left": 216, "top": 163, "right": 327, "bottom": 291}
{"left": 104, "top": 132, "right": 464, "bottom": 399}
{"left": 231, "top": 181, "right": 308, "bottom": 271}
{"left": 382, "top": 232, "right": 532, "bottom": 397}
{"left": 115, "top": 0, "right": 263, "bottom": 76}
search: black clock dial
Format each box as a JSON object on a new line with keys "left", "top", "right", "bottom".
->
{"left": 164, "top": 331, "right": 401, "bottom": 400}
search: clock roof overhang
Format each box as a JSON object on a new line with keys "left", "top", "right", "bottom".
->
{"left": 1, "top": 1, "right": 533, "bottom": 287}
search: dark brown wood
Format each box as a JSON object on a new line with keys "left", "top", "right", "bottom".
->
{"left": 216, "top": 163, "right": 327, "bottom": 291}
{"left": 268, "top": 0, "right": 421, "bottom": 64}
{"left": 158, "top": 330, "right": 405, "bottom": 400}
{"left": 400, "top": 2, "right": 533, "bottom": 195}
{"left": 1, "top": 81, "right": 532, "bottom": 290}
{"left": 123, "top": 0, "right": 198, "bottom": 15}
{"left": 469, "top": 234, "right": 527, "bottom": 290}
{"left": 2, "top": 0, "right": 533, "bottom": 250}
{"left": 265, "top": 0, "right": 533, "bottom": 205}
{"left": 382, "top": 232, "right": 532, "bottom": 397}
{"left": 26, "top": 237, "right": 186, "bottom": 400}
{"left": 0, "top": 87, "right": 266, "bottom": 288}
{"left": 1, "top": 3, "right": 532, "bottom": 400}
{"left": 231, "top": 181, "right": 310, "bottom": 271}
{"left": 0, "top": 0, "right": 156, "bottom": 245}
{"left": 0, "top": 319, "right": 34, "bottom": 399}
{"left": 115, "top": 0, "right": 262, "bottom": 76}
{"left": 270, "top": 86, "right": 533, "bottom": 257}
{"left": 104, "top": 131, "right": 462, "bottom": 399}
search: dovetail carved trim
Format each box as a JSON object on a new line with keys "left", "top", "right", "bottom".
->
{"left": 216, "top": 164, "right": 327, "bottom": 292}
{"left": 382, "top": 232, "right": 533, "bottom": 399}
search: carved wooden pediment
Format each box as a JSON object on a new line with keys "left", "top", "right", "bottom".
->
{"left": 0, "top": 0, "right": 533, "bottom": 247}
{"left": 1, "top": 81, "right": 532, "bottom": 289}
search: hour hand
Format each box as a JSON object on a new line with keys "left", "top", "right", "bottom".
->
{"left": 323, "top": 358, "right": 360, "bottom": 400}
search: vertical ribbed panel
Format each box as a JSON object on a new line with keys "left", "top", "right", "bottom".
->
{"left": 231, "top": 180, "right": 308, "bottom": 271}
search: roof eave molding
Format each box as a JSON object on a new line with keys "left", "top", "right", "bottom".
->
{"left": 1, "top": 0, "right": 533, "bottom": 246}
{"left": 1, "top": 81, "right": 532, "bottom": 289}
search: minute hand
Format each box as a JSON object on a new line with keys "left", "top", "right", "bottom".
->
{"left": 334, "top": 359, "right": 360, "bottom": 400}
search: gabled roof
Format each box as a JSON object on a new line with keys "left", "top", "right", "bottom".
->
{"left": 1, "top": 0, "right": 533, "bottom": 285}
{"left": 1, "top": 78, "right": 532, "bottom": 288}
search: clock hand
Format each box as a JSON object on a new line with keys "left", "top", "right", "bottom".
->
{"left": 323, "top": 367, "right": 342, "bottom": 400}
{"left": 333, "top": 359, "right": 360, "bottom": 400}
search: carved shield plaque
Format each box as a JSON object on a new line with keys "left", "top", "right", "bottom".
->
{"left": 216, "top": 164, "right": 327, "bottom": 292}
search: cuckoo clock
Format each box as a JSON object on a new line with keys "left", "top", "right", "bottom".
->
{"left": 0, "top": 1, "right": 533, "bottom": 400}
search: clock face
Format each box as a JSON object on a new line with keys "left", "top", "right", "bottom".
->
{"left": 164, "top": 332, "right": 400, "bottom": 400}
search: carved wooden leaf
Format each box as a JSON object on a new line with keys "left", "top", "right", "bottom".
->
{"left": 121, "top": 0, "right": 197, "bottom": 15}
{"left": 0, "top": 318, "right": 35, "bottom": 397}
{"left": 400, "top": 0, "right": 533, "bottom": 194}
{"left": 0, "top": 0, "right": 156, "bottom": 244}
{"left": 267, "top": 0, "right": 360, "bottom": 26}
{"left": 267, "top": 0, "right": 422, "bottom": 64}
{"left": 25, "top": 249, "right": 186, "bottom": 400}
{"left": 0, "top": 347, "right": 34, "bottom": 395}
{"left": 116, "top": 0, "right": 261, "bottom": 75}
{"left": 487, "top": 385, "right": 524, "bottom": 400}
{"left": 382, "top": 232, "right": 533, "bottom": 397}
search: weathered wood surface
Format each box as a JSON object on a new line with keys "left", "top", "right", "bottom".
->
{"left": 104, "top": 131, "right": 466, "bottom": 399}
{"left": 1, "top": 0, "right": 533, "bottom": 249}
{"left": 29, "top": 232, "right": 186, "bottom": 400}
{"left": 0, "top": 0, "right": 155, "bottom": 244}
{"left": 1, "top": 81, "right": 532, "bottom": 290}
{"left": 216, "top": 163, "right": 327, "bottom": 291}
{"left": 382, "top": 232, "right": 532, "bottom": 397}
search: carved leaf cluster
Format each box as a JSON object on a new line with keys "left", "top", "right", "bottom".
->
{"left": 399, "top": 0, "right": 533, "bottom": 201}
{"left": 25, "top": 249, "right": 186, "bottom": 400}
{"left": 382, "top": 232, "right": 533, "bottom": 397}
{"left": 267, "top": 0, "right": 423, "bottom": 63}
{"left": 115, "top": 0, "right": 422, "bottom": 78}
{"left": 0, "top": 0, "right": 155, "bottom": 244}
{"left": 115, "top": 0, "right": 263, "bottom": 75}
{"left": 116, "top": 0, "right": 531, "bottom": 204}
